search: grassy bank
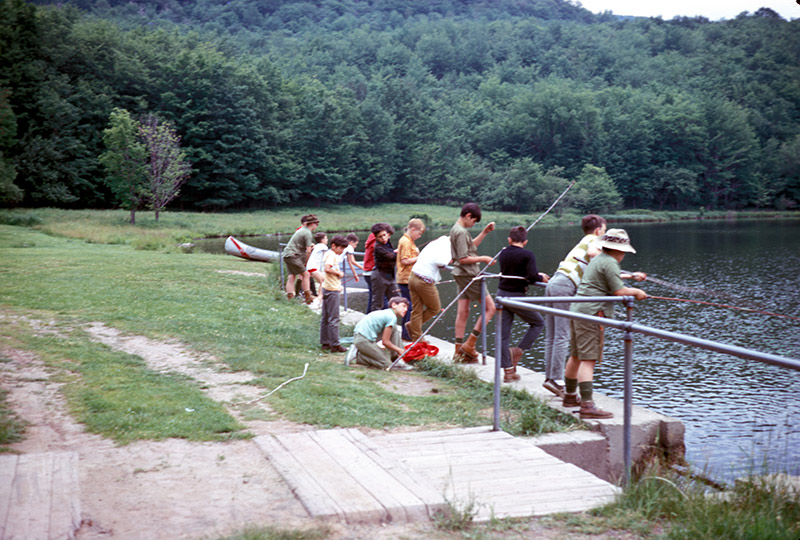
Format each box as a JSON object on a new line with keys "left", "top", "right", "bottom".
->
{"left": 0, "top": 223, "right": 577, "bottom": 445}
{"left": 0, "top": 206, "right": 797, "bottom": 251}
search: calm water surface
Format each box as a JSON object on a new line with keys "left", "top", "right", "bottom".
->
{"left": 198, "top": 220, "right": 800, "bottom": 482}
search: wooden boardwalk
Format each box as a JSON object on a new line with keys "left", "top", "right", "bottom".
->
{"left": 0, "top": 452, "right": 81, "bottom": 540}
{"left": 256, "top": 426, "right": 620, "bottom": 524}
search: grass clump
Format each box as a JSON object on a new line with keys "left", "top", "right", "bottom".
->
{"left": 583, "top": 463, "right": 800, "bottom": 540}
{"left": 415, "top": 358, "right": 582, "bottom": 436}
{"left": 0, "top": 384, "right": 26, "bottom": 452}
{"left": 215, "top": 525, "right": 330, "bottom": 540}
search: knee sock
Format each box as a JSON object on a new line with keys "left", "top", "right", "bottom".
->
{"left": 579, "top": 381, "right": 593, "bottom": 403}
{"left": 565, "top": 377, "right": 578, "bottom": 395}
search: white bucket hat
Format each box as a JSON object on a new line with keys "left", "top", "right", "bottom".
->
{"left": 600, "top": 228, "right": 636, "bottom": 253}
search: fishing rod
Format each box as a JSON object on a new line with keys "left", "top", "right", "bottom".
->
{"left": 648, "top": 295, "right": 800, "bottom": 322}
{"left": 386, "top": 181, "right": 576, "bottom": 370}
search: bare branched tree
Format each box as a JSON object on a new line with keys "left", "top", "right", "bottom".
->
{"left": 139, "top": 115, "right": 192, "bottom": 221}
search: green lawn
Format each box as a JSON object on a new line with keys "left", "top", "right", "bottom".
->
{"left": 0, "top": 222, "right": 577, "bottom": 444}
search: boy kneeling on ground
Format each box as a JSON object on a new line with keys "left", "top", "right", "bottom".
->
{"left": 350, "top": 297, "right": 413, "bottom": 371}
{"left": 564, "top": 229, "right": 647, "bottom": 419}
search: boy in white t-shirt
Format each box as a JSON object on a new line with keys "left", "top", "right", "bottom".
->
{"left": 343, "top": 233, "right": 363, "bottom": 282}
{"left": 306, "top": 232, "right": 328, "bottom": 295}
{"left": 320, "top": 236, "right": 348, "bottom": 353}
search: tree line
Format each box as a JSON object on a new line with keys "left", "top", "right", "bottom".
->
{"left": 1, "top": 0, "right": 798, "bottom": 213}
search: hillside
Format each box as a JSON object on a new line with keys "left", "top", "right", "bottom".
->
{"left": 1, "top": 0, "right": 798, "bottom": 211}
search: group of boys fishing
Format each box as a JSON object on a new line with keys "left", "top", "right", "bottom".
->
{"left": 281, "top": 204, "right": 648, "bottom": 420}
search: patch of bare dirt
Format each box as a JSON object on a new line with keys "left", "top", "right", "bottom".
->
{"left": 0, "top": 314, "right": 635, "bottom": 540}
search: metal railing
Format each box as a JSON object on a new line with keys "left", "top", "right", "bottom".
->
{"left": 485, "top": 278, "right": 800, "bottom": 488}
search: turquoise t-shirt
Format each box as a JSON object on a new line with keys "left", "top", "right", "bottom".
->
{"left": 354, "top": 309, "right": 399, "bottom": 342}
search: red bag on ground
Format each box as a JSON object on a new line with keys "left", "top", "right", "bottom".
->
{"left": 403, "top": 342, "right": 439, "bottom": 362}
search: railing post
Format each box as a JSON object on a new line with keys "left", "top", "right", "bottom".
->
{"left": 279, "top": 243, "right": 285, "bottom": 293}
{"left": 480, "top": 276, "right": 487, "bottom": 365}
{"left": 623, "top": 297, "right": 634, "bottom": 488}
{"left": 493, "top": 297, "right": 503, "bottom": 431}
{"left": 342, "top": 260, "right": 348, "bottom": 311}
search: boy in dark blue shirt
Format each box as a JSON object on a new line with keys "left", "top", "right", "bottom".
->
{"left": 497, "top": 226, "right": 549, "bottom": 382}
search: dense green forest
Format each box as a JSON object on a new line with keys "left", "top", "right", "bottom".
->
{"left": 1, "top": 0, "right": 798, "bottom": 212}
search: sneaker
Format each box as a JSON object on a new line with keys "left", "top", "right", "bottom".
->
{"left": 330, "top": 345, "right": 348, "bottom": 353}
{"left": 390, "top": 359, "right": 413, "bottom": 371}
{"left": 344, "top": 345, "right": 356, "bottom": 366}
{"left": 579, "top": 401, "right": 613, "bottom": 419}
{"left": 562, "top": 393, "right": 581, "bottom": 408}
{"left": 543, "top": 379, "right": 564, "bottom": 398}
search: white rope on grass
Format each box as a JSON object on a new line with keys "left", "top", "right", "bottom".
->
{"left": 247, "top": 363, "right": 309, "bottom": 404}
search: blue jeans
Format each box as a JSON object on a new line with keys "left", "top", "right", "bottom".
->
{"left": 497, "top": 289, "right": 544, "bottom": 369}
{"left": 398, "top": 283, "right": 412, "bottom": 340}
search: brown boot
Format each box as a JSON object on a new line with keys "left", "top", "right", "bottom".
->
{"left": 562, "top": 393, "right": 581, "bottom": 408}
{"left": 460, "top": 333, "right": 479, "bottom": 361}
{"left": 579, "top": 401, "right": 613, "bottom": 419}
{"left": 510, "top": 347, "right": 523, "bottom": 373}
{"left": 503, "top": 368, "right": 520, "bottom": 382}
{"left": 303, "top": 290, "right": 314, "bottom": 304}
{"left": 454, "top": 344, "right": 478, "bottom": 364}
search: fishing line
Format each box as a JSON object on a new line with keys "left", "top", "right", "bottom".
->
{"left": 386, "top": 181, "right": 576, "bottom": 370}
{"left": 643, "top": 274, "right": 762, "bottom": 310}
{"left": 648, "top": 295, "right": 800, "bottom": 322}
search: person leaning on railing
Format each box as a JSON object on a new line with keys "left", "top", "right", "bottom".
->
{"left": 563, "top": 228, "right": 648, "bottom": 420}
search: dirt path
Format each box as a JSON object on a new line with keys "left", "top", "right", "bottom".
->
{"left": 0, "top": 315, "right": 635, "bottom": 540}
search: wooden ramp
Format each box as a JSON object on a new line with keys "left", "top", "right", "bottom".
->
{"left": 371, "top": 426, "right": 621, "bottom": 521}
{"left": 256, "top": 427, "right": 620, "bottom": 524}
{"left": 0, "top": 452, "right": 81, "bottom": 540}
{"left": 254, "top": 429, "right": 447, "bottom": 524}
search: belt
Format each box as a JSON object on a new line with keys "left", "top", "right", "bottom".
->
{"left": 413, "top": 272, "right": 436, "bottom": 284}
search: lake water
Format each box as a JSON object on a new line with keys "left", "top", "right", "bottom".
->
{"left": 197, "top": 219, "right": 800, "bottom": 482}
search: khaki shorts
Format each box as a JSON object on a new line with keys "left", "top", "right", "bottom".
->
{"left": 569, "top": 317, "right": 605, "bottom": 363}
{"left": 455, "top": 275, "right": 485, "bottom": 302}
{"left": 283, "top": 253, "right": 307, "bottom": 275}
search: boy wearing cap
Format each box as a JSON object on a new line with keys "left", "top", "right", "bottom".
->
{"left": 564, "top": 228, "right": 647, "bottom": 419}
{"left": 282, "top": 214, "right": 319, "bottom": 304}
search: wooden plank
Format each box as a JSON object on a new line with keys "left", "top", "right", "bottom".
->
{"left": 47, "top": 452, "right": 81, "bottom": 540}
{"left": 0, "top": 454, "right": 18, "bottom": 540}
{"left": 4, "top": 453, "right": 53, "bottom": 540}
{"left": 433, "top": 462, "right": 614, "bottom": 485}
{"left": 384, "top": 436, "right": 541, "bottom": 455}
{"left": 273, "top": 432, "right": 389, "bottom": 524}
{"left": 376, "top": 429, "right": 513, "bottom": 447}
{"left": 307, "top": 430, "right": 426, "bottom": 523}
{"left": 474, "top": 494, "right": 618, "bottom": 520}
{"left": 341, "top": 430, "right": 447, "bottom": 518}
{"left": 254, "top": 435, "right": 346, "bottom": 521}
{"left": 375, "top": 426, "right": 496, "bottom": 442}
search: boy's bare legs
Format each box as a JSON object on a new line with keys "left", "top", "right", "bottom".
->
{"left": 285, "top": 274, "right": 297, "bottom": 298}
{"left": 459, "top": 295, "right": 496, "bottom": 360}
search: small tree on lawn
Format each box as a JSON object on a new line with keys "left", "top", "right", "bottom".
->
{"left": 100, "top": 108, "right": 146, "bottom": 224}
{"left": 139, "top": 114, "right": 192, "bottom": 221}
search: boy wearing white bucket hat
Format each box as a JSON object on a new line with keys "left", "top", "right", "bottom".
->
{"left": 563, "top": 228, "right": 647, "bottom": 419}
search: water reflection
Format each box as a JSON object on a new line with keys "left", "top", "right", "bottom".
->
{"left": 196, "top": 220, "right": 800, "bottom": 482}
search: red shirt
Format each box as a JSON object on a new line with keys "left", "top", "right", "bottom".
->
{"left": 363, "top": 233, "right": 376, "bottom": 271}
